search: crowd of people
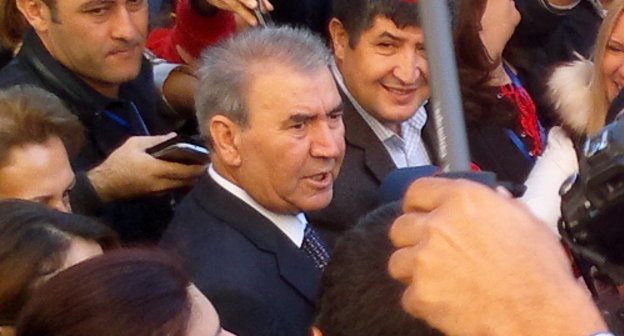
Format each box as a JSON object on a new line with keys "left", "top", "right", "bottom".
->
{"left": 0, "top": 0, "right": 623, "bottom": 334}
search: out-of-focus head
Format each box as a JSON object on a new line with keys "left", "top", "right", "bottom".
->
{"left": 0, "top": 199, "right": 117, "bottom": 329}
{"left": 454, "top": 0, "right": 519, "bottom": 66}
{"left": 14, "top": 0, "right": 148, "bottom": 97}
{"left": 602, "top": 0, "right": 616, "bottom": 9}
{"left": 0, "top": 0, "right": 28, "bottom": 50}
{"left": 329, "top": 0, "right": 429, "bottom": 130}
{"left": 195, "top": 26, "right": 345, "bottom": 214}
{"left": 0, "top": 85, "right": 83, "bottom": 212}
{"left": 16, "top": 249, "right": 235, "bottom": 336}
{"left": 453, "top": 0, "right": 519, "bottom": 126}
{"left": 594, "top": 0, "right": 624, "bottom": 132}
{"left": 314, "top": 202, "right": 441, "bottom": 336}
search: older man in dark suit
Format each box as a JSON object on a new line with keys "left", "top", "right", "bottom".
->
{"left": 161, "top": 26, "right": 344, "bottom": 336}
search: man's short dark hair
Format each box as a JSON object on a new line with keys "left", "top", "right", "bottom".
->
{"left": 332, "top": 0, "right": 421, "bottom": 47}
{"left": 0, "top": 85, "right": 83, "bottom": 167}
{"left": 315, "top": 202, "right": 443, "bottom": 336}
{"left": 332, "top": 0, "right": 458, "bottom": 47}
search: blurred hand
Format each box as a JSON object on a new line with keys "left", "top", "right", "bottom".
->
{"left": 207, "top": 0, "right": 273, "bottom": 26}
{"left": 176, "top": 45, "right": 200, "bottom": 70}
{"left": 88, "top": 133, "right": 206, "bottom": 202}
{"left": 388, "top": 177, "right": 607, "bottom": 336}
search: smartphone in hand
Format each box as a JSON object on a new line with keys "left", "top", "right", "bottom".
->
{"left": 146, "top": 135, "right": 210, "bottom": 165}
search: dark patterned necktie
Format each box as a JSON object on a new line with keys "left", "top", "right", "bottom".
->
{"left": 301, "top": 225, "right": 330, "bottom": 270}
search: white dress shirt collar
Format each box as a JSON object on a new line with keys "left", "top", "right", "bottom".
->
{"left": 208, "top": 165, "right": 306, "bottom": 247}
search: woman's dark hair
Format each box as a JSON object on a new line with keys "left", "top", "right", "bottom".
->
{"left": 16, "top": 249, "right": 193, "bottom": 336}
{"left": 454, "top": 0, "right": 516, "bottom": 127}
{"left": 0, "top": 199, "right": 118, "bottom": 325}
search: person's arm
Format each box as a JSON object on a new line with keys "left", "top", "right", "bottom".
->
{"left": 510, "top": 0, "right": 579, "bottom": 45}
{"left": 86, "top": 133, "right": 206, "bottom": 202}
{"left": 387, "top": 177, "right": 608, "bottom": 336}
{"left": 149, "top": 56, "right": 197, "bottom": 120}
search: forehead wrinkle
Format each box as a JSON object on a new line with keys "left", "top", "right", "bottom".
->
{"left": 364, "top": 17, "right": 424, "bottom": 45}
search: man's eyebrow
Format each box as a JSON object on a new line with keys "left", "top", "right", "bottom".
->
{"left": 328, "top": 102, "right": 345, "bottom": 115}
{"left": 288, "top": 113, "right": 315, "bottom": 124}
{"left": 609, "top": 39, "right": 624, "bottom": 48}
{"left": 376, "top": 32, "right": 403, "bottom": 42}
{"left": 287, "top": 102, "right": 344, "bottom": 124}
{"left": 78, "top": 0, "right": 113, "bottom": 9}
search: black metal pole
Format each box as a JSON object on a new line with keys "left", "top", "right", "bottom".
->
{"left": 418, "top": 0, "right": 471, "bottom": 172}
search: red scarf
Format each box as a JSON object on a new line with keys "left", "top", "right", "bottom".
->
{"left": 500, "top": 84, "right": 543, "bottom": 156}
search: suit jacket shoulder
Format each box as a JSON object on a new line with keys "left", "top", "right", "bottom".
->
{"left": 307, "top": 99, "right": 395, "bottom": 240}
{"left": 162, "top": 175, "right": 320, "bottom": 336}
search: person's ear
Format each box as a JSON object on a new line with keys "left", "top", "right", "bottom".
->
{"left": 328, "top": 18, "right": 349, "bottom": 64}
{"left": 16, "top": 0, "right": 54, "bottom": 33}
{"left": 209, "top": 115, "right": 243, "bottom": 167}
{"left": 310, "top": 326, "right": 323, "bottom": 336}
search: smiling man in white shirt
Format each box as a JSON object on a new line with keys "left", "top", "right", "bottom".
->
{"left": 307, "top": 0, "right": 446, "bottom": 241}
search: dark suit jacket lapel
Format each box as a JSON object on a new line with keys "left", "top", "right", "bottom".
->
{"left": 343, "top": 98, "right": 396, "bottom": 182}
{"left": 422, "top": 103, "right": 440, "bottom": 166}
{"left": 192, "top": 175, "right": 321, "bottom": 303}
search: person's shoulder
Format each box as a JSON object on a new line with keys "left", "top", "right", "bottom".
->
{"left": 0, "top": 57, "right": 43, "bottom": 89}
{"left": 167, "top": 186, "right": 224, "bottom": 230}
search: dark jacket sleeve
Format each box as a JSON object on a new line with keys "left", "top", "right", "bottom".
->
{"left": 512, "top": 0, "right": 572, "bottom": 43}
{"left": 69, "top": 171, "right": 105, "bottom": 216}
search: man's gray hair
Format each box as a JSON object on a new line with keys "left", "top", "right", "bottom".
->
{"left": 195, "top": 26, "right": 331, "bottom": 147}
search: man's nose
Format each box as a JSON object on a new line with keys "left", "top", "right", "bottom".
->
{"left": 310, "top": 122, "right": 344, "bottom": 159}
{"left": 111, "top": 7, "right": 141, "bottom": 41}
{"left": 393, "top": 50, "right": 424, "bottom": 85}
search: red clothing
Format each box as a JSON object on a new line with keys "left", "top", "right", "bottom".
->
{"left": 147, "top": 0, "right": 236, "bottom": 63}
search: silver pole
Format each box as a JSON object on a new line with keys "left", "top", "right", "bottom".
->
{"left": 418, "top": 0, "right": 471, "bottom": 172}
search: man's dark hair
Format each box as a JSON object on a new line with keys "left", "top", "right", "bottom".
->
{"left": 332, "top": 0, "right": 421, "bottom": 47}
{"left": 315, "top": 202, "right": 443, "bottom": 336}
{"left": 0, "top": 85, "right": 83, "bottom": 167}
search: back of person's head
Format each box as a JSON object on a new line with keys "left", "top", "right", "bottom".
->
{"left": 0, "top": 85, "right": 83, "bottom": 167}
{"left": 453, "top": 0, "right": 516, "bottom": 127}
{"left": 16, "top": 249, "right": 199, "bottom": 336}
{"left": 195, "top": 26, "right": 330, "bottom": 148}
{"left": 454, "top": 0, "right": 488, "bottom": 64}
{"left": 314, "top": 202, "right": 442, "bottom": 336}
{"left": 331, "top": 0, "right": 421, "bottom": 46}
{"left": 0, "top": 199, "right": 117, "bottom": 326}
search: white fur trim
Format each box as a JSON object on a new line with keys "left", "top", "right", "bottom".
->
{"left": 521, "top": 127, "right": 579, "bottom": 234}
{"left": 547, "top": 59, "right": 594, "bottom": 134}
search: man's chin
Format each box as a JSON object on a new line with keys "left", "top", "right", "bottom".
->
{"left": 297, "top": 192, "right": 334, "bottom": 212}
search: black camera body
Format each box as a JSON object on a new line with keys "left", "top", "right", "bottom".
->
{"left": 560, "top": 118, "right": 624, "bottom": 284}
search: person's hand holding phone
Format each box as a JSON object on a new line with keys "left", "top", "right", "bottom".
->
{"left": 88, "top": 133, "right": 206, "bottom": 202}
